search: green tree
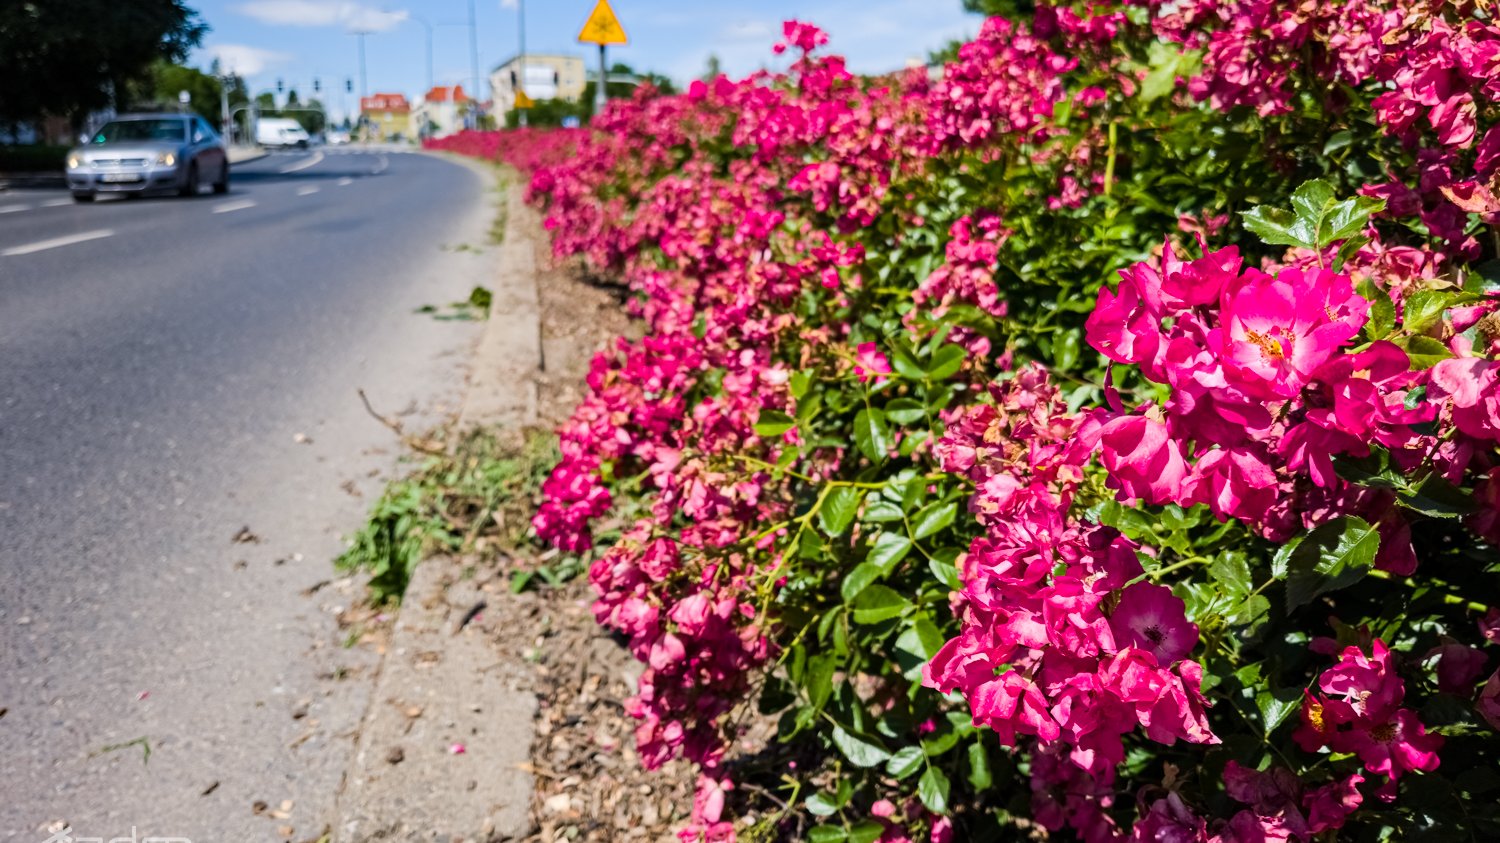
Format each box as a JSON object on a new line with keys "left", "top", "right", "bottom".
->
{"left": 125, "top": 61, "right": 222, "bottom": 123}
{"left": 960, "top": 0, "right": 1035, "bottom": 14}
{"left": 0, "top": 1, "right": 208, "bottom": 126}
{"left": 700, "top": 53, "right": 722, "bottom": 82}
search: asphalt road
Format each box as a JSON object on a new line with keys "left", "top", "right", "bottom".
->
{"left": 0, "top": 148, "right": 494, "bottom": 840}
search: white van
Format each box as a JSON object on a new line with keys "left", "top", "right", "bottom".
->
{"left": 255, "top": 118, "right": 312, "bottom": 149}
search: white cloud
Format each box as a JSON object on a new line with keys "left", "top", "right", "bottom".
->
{"left": 234, "top": 1, "right": 408, "bottom": 33}
{"left": 720, "top": 20, "right": 773, "bottom": 41}
{"left": 206, "top": 43, "right": 291, "bottom": 76}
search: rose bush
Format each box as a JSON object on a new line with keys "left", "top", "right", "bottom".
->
{"left": 428, "top": 2, "right": 1500, "bottom": 840}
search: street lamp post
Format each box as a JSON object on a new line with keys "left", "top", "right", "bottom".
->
{"left": 407, "top": 13, "right": 434, "bottom": 93}
{"left": 467, "top": 0, "right": 480, "bottom": 116}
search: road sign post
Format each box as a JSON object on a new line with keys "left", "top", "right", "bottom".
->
{"left": 577, "top": 0, "right": 627, "bottom": 118}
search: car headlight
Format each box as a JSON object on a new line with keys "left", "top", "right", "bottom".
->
{"left": 67, "top": 154, "right": 81, "bottom": 169}
{"left": 156, "top": 152, "right": 176, "bottom": 166}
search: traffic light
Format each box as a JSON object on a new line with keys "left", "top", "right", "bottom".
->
{"left": 509, "top": 70, "right": 517, "bottom": 86}
{"left": 553, "top": 71, "right": 559, "bottom": 85}
{"left": 277, "top": 78, "right": 284, "bottom": 93}
{"left": 313, "top": 78, "right": 321, "bottom": 93}
{"left": 346, "top": 78, "right": 353, "bottom": 93}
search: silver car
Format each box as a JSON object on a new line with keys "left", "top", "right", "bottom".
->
{"left": 66, "top": 113, "right": 229, "bottom": 202}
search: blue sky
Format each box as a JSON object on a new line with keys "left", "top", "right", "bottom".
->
{"left": 191, "top": 1, "right": 980, "bottom": 120}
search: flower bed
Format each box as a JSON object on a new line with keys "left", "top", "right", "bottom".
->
{"left": 427, "top": 3, "right": 1500, "bottom": 840}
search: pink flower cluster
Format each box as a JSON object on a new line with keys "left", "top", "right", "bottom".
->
{"left": 1294, "top": 640, "right": 1444, "bottom": 801}
{"left": 1084, "top": 239, "right": 1500, "bottom": 572}
{"left": 926, "top": 366, "right": 1217, "bottom": 841}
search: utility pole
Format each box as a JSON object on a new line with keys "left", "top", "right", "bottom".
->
{"left": 518, "top": 0, "right": 527, "bottom": 128}
{"left": 467, "top": 0, "right": 480, "bottom": 126}
{"left": 219, "top": 75, "right": 232, "bottom": 143}
{"left": 596, "top": 44, "right": 607, "bottom": 115}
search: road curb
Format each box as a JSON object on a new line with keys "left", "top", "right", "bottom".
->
{"left": 456, "top": 160, "right": 544, "bottom": 429}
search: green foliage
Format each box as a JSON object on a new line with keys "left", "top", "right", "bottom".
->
{"left": 337, "top": 428, "right": 560, "bottom": 602}
{"left": 0, "top": 1, "right": 207, "bottom": 122}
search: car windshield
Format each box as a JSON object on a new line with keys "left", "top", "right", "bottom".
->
{"left": 92, "top": 119, "right": 187, "bottom": 144}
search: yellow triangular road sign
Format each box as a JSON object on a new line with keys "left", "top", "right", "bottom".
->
{"left": 578, "top": 0, "right": 627, "bottom": 45}
{"left": 515, "top": 89, "right": 534, "bottom": 109}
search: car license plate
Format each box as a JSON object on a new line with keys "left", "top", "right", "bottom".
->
{"left": 100, "top": 173, "right": 141, "bottom": 183}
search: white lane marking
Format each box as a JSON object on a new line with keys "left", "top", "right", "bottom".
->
{"left": 41, "top": 198, "right": 73, "bottom": 207}
{"left": 2, "top": 229, "right": 114, "bottom": 256}
{"left": 212, "top": 199, "right": 257, "bottom": 214}
{"left": 297, "top": 186, "right": 320, "bottom": 196}
{"left": 337, "top": 177, "right": 353, "bottom": 186}
{"left": 0, "top": 204, "right": 29, "bottom": 214}
{"left": 279, "top": 151, "right": 325, "bottom": 174}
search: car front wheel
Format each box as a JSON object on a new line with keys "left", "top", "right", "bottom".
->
{"left": 178, "top": 162, "right": 199, "bottom": 198}
{"left": 72, "top": 191, "right": 95, "bottom": 203}
{"left": 213, "top": 162, "right": 229, "bottom": 194}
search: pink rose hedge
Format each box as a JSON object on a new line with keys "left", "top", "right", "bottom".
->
{"left": 429, "top": 1, "right": 1500, "bottom": 840}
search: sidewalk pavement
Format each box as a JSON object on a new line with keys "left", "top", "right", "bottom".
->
{"left": 228, "top": 145, "right": 268, "bottom": 164}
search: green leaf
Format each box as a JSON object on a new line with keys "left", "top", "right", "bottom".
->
{"left": 910, "top": 501, "right": 958, "bottom": 540}
{"left": 1208, "top": 553, "right": 1252, "bottom": 600}
{"left": 1256, "top": 686, "right": 1302, "bottom": 733}
{"left": 831, "top": 725, "right": 892, "bottom": 767}
{"left": 926, "top": 345, "right": 966, "bottom": 380}
{"left": 884, "top": 397, "right": 926, "bottom": 424}
{"left": 891, "top": 345, "right": 925, "bottom": 380}
{"left": 841, "top": 563, "right": 883, "bottom": 603}
{"left": 863, "top": 499, "right": 905, "bottom": 522}
{"left": 1402, "top": 290, "right": 1450, "bottom": 334}
{"left": 1140, "top": 41, "right": 1185, "bottom": 102}
{"left": 806, "top": 792, "right": 840, "bottom": 817}
{"left": 918, "top": 766, "right": 951, "bottom": 815}
{"left": 886, "top": 746, "right": 925, "bottom": 779}
{"left": 807, "top": 652, "right": 837, "bottom": 709}
{"left": 1242, "top": 205, "right": 1313, "bottom": 249}
{"left": 808, "top": 826, "right": 847, "bottom": 843}
{"left": 753, "top": 409, "right": 796, "bottom": 437}
{"left": 1279, "top": 516, "right": 1380, "bottom": 612}
{"left": 789, "top": 370, "right": 813, "bottom": 399}
{"left": 1322, "top": 130, "right": 1354, "bottom": 155}
{"left": 867, "top": 532, "right": 913, "bottom": 574}
{"left": 929, "top": 554, "right": 962, "bottom": 590}
{"left": 1357, "top": 279, "right": 1395, "bottom": 340}
{"left": 852, "top": 584, "right": 909, "bottom": 624}
{"left": 854, "top": 408, "right": 892, "bottom": 463}
{"left": 1290, "top": 179, "right": 1336, "bottom": 222}
{"left": 1401, "top": 335, "right": 1453, "bottom": 369}
{"left": 967, "top": 741, "right": 993, "bottom": 790}
{"left": 819, "top": 487, "right": 864, "bottom": 537}
{"left": 847, "top": 821, "right": 884, "bottom": 843}
{"left": 1323, "top": 195, "right": 1383, "bottom": 244}
{"left": 1401, "top": 473, "right": 1477, "bottom": 517}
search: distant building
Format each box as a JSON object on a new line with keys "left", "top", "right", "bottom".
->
{"left": 412, "top": 84, "right": 469, "bottom": 139}
{"left": 359, "top": 93, "right": 412, "bottom": 141}
{"left": 490, "top": 54, "right": 586, "bottom": 122}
